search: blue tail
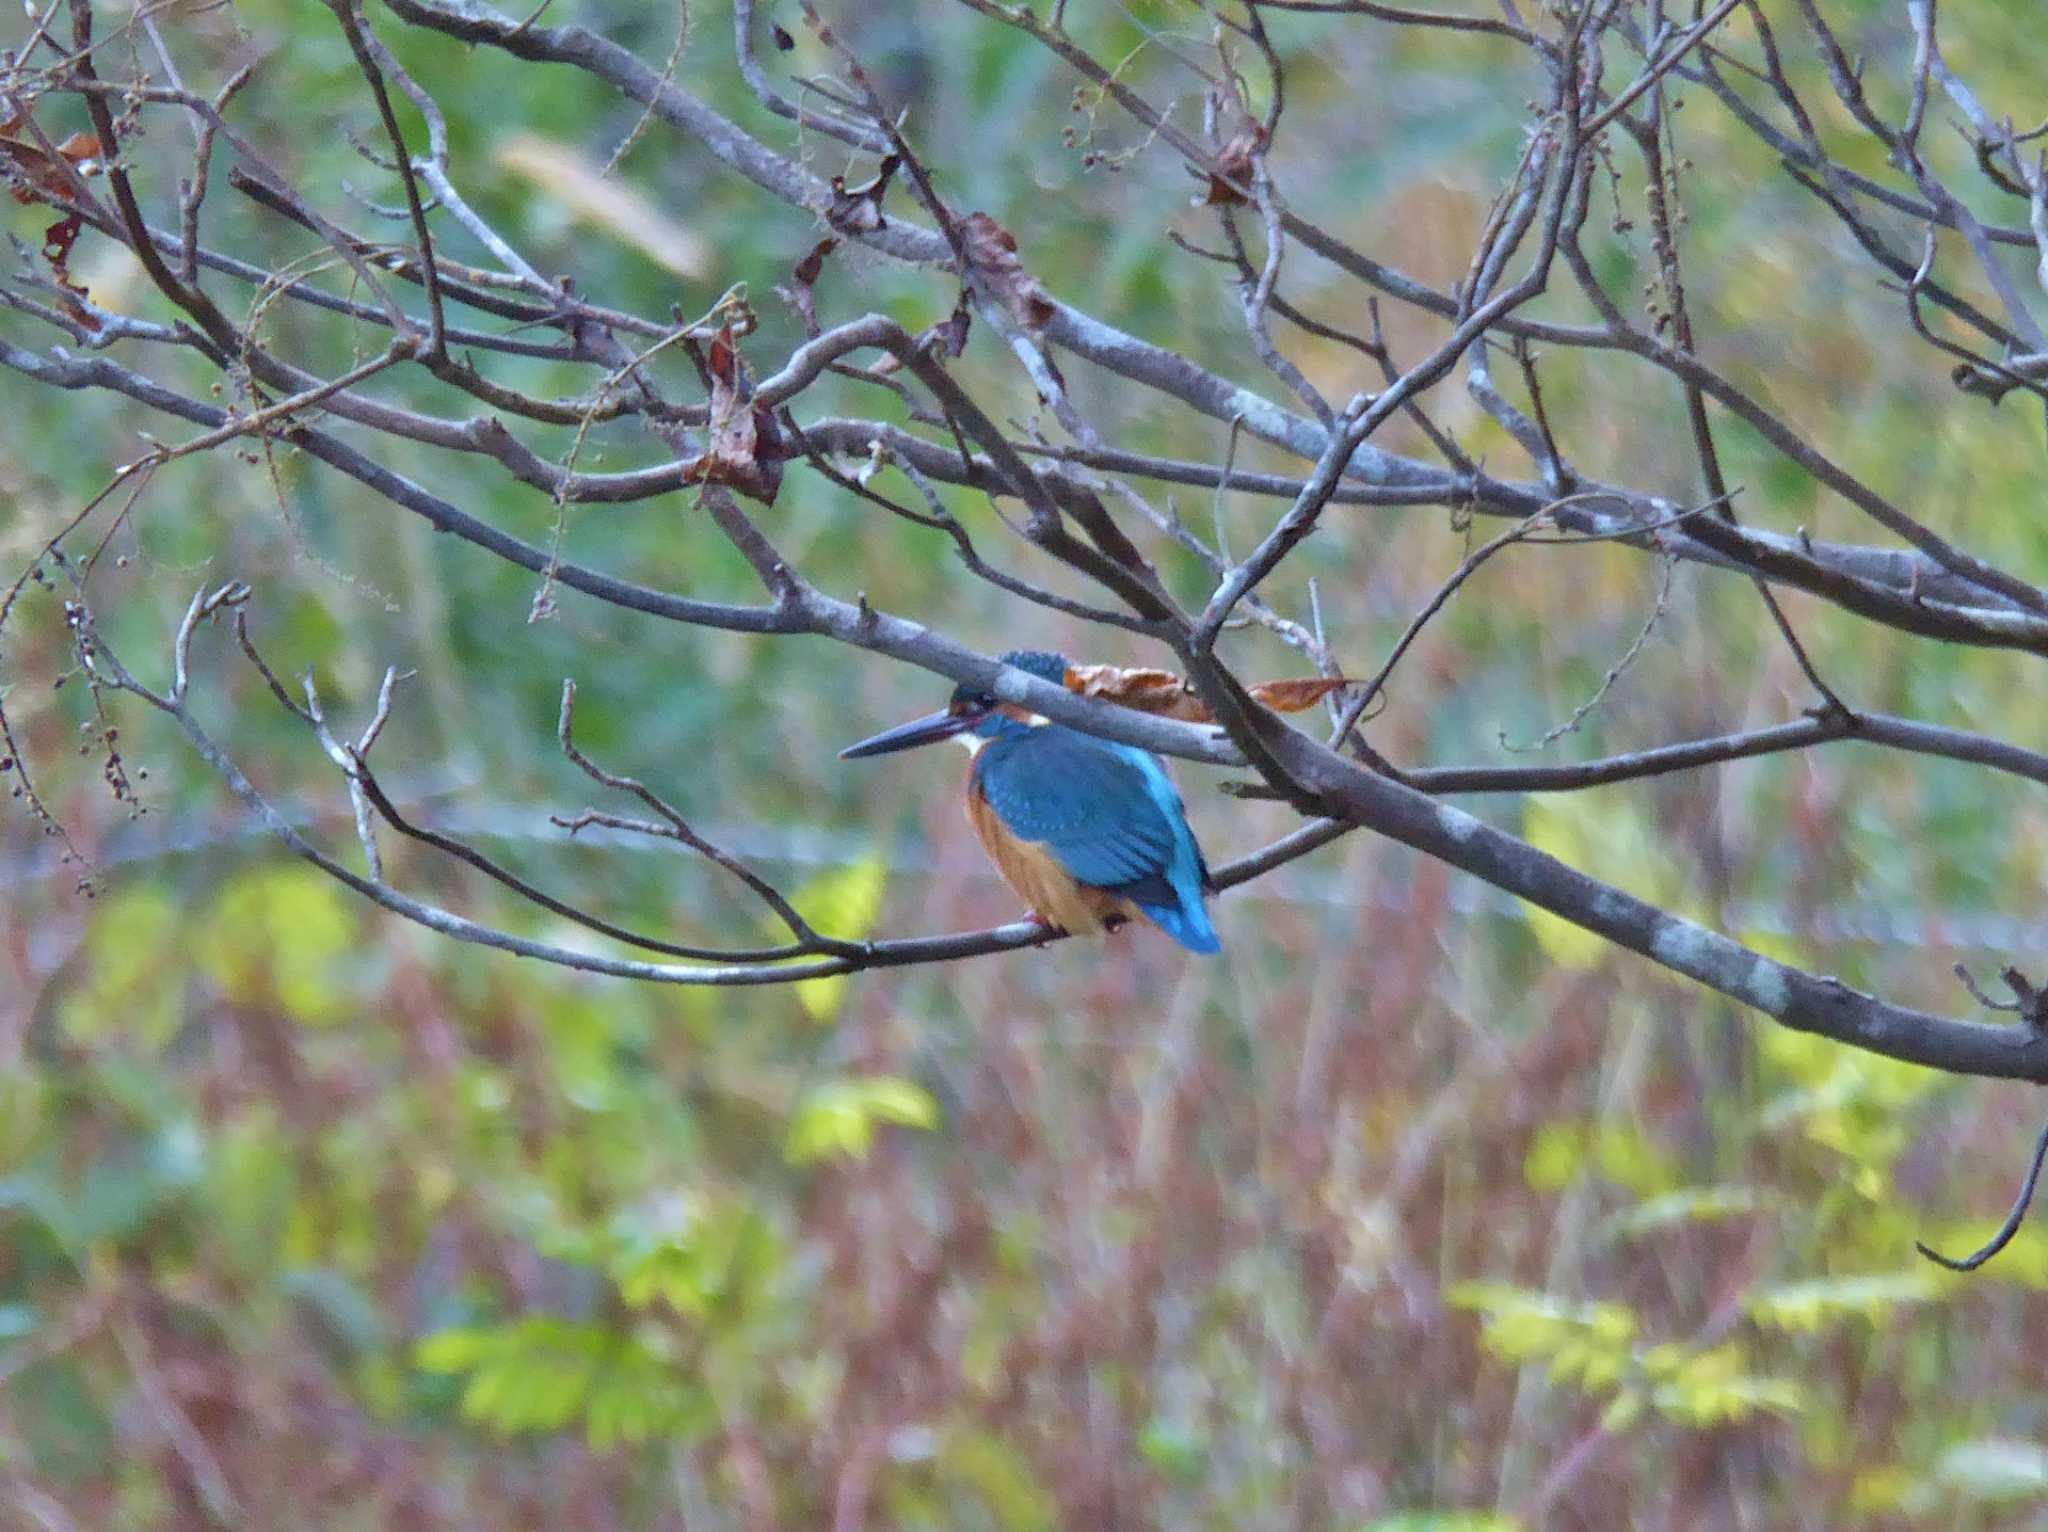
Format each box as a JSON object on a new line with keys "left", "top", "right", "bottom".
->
{"left": 1137, "top": 894, "right": 1221, "bottom": 955}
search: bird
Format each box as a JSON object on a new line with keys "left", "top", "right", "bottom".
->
{"left": 839, "top": 650, "right": 1220, "bottom": 954}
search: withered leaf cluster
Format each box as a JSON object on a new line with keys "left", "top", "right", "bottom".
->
{"left": 0, "top": 114, "right": 102, "bottom": 314}
{"left": 960, "top": 211, "right": 1056, "bottom": 332}
{"left": 1064, "top": 662, "right": 1346, "bottom": 723}
{"left": 681, "top": 325, "right": 789, "bottom": 505}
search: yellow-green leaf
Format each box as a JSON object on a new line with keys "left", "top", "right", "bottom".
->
{"left": 786, "top": 1075, "right": 939, "bottom": 1165}
{"left": 781, "top": 857, "right": 888, "bottom": 1021}
{"left": 1518, "top": 799, "right": 1607, "bottom": 970}
{"left": 1745, "top": 1273, "right": 1938, "bottom": 1332}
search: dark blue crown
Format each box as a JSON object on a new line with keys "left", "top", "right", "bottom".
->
{"left": 998, "top": 650, "right": 1070, "bottom": 684}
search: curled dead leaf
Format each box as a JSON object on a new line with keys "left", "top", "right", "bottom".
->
{"left": 53, "top": 132, "right": 101, "bottom": 175}
{"left": 0, "top": 115, "right": 104, "bottom": 327}
{"left": 1063, "top": 663, "right": 1348, "bottom": 723}
{"left": 1064, "top": 663, "right": 1208, "bottom": 720}
{"left": 920, "top": 301, "right": 971, "bottom": 359}
{"left": 779, "top": 236, "right": 837, "bottom": 336}
{"left": 827, "top": 155, "right": 899, "bottom": 235}
{"left": 43, "top": 212, "right": 81, "bottom": 266}
{"left": 1246, "top": 677, "right": 1347, "bottom": 714}
{"left": 960, "top": 211, "right": 1055, "bottom": 331}
{"left": 0, "top": 120, "right": 104, "bottom": 206}
{"left": 1201, "top": 121, "right": 1268, "bottom": 207}
{"left": 794, "top": 237, "right": 836, "bottom": 286}
{"left": 680, "top": 323, "right": 788, "bottom": 505}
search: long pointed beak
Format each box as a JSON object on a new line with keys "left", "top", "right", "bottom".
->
{"left": 839, "top": 709, "right": 970, "bottom": 759}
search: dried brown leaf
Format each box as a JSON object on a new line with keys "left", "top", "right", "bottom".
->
{"left": 960, "top": 211, "right": 1055, "bottom": 331}
{"left": 43, "top": 211, "right": 81, "bottom": 269}
{"left": 1, "top": 122, "right": 103, "bottom": 207}
{"left": 1247, "top": 677, "right": 1347, "bottom": 713}
{"left": 679, "top": 324, "right": 787, "bottom": 504}
{"left": 0, "top": 116, "right": 102, "bottom": 324}
{"left": 705, "top": 327, "right": 738, "bottom": 388}
{"left": 1063, "top": 664, "right": 1210, "bottom": 721}
{"left": 794, "top": 237, "right": 836, "bottom": 288}
{"left": 1064, "top": 664, "right": 1349, "bottom": 723}
{"left": 1201, "top": 121, "right": 1268, "bottom": 207}
{"left": 920, "top": 301, "right": 971, "bottom": 359}
{"left": 53, "top": 132, "right": 101, "bottom": 169}
{"left": 827, "top": 154, "right": 900, "bottom": 235}
{"left": 780, "top": 236, "right": 837, "bottom": 336}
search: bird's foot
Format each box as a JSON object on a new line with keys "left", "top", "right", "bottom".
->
{"left": 1023, "top": 911, "right": 1069, "bottom": 944}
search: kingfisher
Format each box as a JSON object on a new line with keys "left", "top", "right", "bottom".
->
{"left": 840, "top": 651, "right": 1221, "bottom": 954}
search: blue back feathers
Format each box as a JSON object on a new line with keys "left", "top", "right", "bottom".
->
{"left": 973, "top": 652, "right": 1219, "bottom": 954}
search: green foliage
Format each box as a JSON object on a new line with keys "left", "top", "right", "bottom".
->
{"left": 194, "top": 863, "right": 362, "bottom": 1026}
{"left": 1447, "top": 1283, "right": 1638, "bottom": 1385}
{"left": 1523, "top": 1119, "right": 1680, "bottom": 1197}
{"left": 1631, "top": 1343, "right": 1806, "bottom": 1428}
{"left": 1447, "top": 970, "right": 2027, "bottom": 1515}
{"left": 1597, "top": 1185, "right": 1767, "bottom": 1242}
{"left": 0, "top": 1110, "right": 204, "bottom": 1251}
{"left": 9, "top": 1353, "right": 114, "bottom": 1482}
{"left": 608, "top": 1200, "right": 784, "bottom": 1320}
{"left": 56, "top": 884, "right": 182, "bottom": 1047}
{"left": 781, "top": 855, "right": 889, "bottom": 1021}
{"left": 1744, "top": 1273, "right": 1941, "bottom": 1332}
{"left": 1757, "top": 1028, "right": 1942, "bottom": 1200}
{"left": 414, "top": 1317, "right": 711, "bottom": 1448}
{"left": 1451, "top": 1283, "right": 1805, "bottom": 1432}
{"left": 1518, "top": 792, "right": 1699, "bottom": 971}
{"left": 785, "top": 1076, "right": 940, "bottom": 1165}
{"left": 1137, "top": 1413, "right": 1209, "bottom": 1484}
{"left": 927, "top": 1429, "right": 1061, "bottom": 1532}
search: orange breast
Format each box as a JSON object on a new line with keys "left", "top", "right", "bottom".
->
{"left": 964, "top": 777, "right": 1136, "bottom": 935}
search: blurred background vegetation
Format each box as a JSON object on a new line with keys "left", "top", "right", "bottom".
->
{"left": 6, "top": 0, "right": 2048, "bottom": 1526}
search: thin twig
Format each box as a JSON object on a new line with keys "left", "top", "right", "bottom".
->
{"left": 1917, "top": 1110, "right": 2048, "bottom": 1272}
